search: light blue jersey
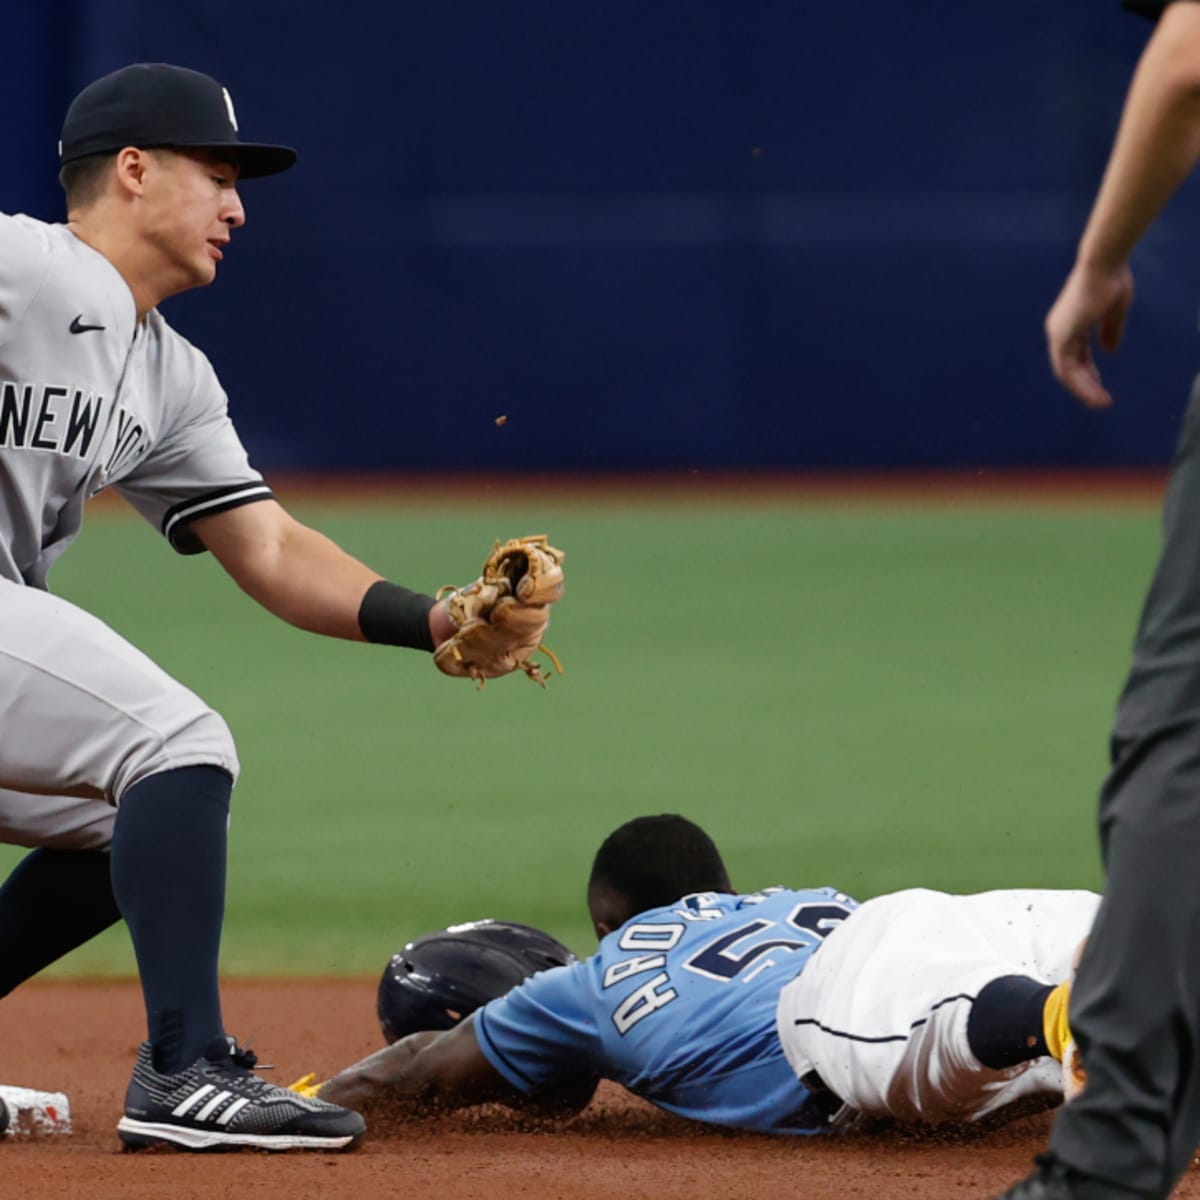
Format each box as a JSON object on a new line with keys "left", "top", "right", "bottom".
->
{"left": 475, "top": 886, "right": 858, "bottom": 1134}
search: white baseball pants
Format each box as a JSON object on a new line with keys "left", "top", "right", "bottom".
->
{"left": 776, "top": 887, "right": 1100, "bottom": 1125}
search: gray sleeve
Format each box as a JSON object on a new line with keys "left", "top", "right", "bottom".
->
{"left": 114, "top": 344, "right": 273, "bottom": 555}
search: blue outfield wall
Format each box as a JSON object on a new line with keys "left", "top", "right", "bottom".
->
{"left": 4, "top": 1, "right": 1200, "bottom": 471}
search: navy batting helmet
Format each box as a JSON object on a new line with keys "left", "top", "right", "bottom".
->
{"left": 376, "top": 919, "right": 576, "bottom": 1044}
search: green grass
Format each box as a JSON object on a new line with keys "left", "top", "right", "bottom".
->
{"left": 0, "top": 496, "right": 1159, "bottom": 977}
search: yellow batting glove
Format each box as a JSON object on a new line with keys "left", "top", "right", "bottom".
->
{"left": 287, "top": 1073, "right": 324, "bottom": 1100}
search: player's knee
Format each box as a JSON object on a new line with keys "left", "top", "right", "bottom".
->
{"left": 116, "top": 705, "right": 241, "bottom": 797}
{"left": 185, "top": 707, "right": 240, "bottom": 779}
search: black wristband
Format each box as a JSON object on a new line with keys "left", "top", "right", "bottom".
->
{"left": 358, "top": 581, "right": 437, "bottom": 651}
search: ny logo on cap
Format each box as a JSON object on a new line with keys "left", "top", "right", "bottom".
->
{"left": 221, "top": 87, "right": 238, "bottom": 132}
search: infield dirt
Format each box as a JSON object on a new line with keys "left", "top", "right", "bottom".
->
{"left": 3, "top": 980, "right": 1198, "bottom": 1199}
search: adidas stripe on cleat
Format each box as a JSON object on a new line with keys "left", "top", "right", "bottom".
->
{"left": 117, "top": 1037, "right": 365, "bottom": 1151}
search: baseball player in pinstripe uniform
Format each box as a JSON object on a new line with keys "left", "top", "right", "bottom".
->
{"left": 0, "top": 63, "right": 463, "bottom": 1150}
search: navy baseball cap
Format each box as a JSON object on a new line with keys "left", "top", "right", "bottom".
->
{"left": 59, "top": 63, "right": 297, "bottom": 179}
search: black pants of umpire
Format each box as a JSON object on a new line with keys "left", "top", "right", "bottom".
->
{"left": 1050, "top": 377, "right": 1200, "bottom": 1199}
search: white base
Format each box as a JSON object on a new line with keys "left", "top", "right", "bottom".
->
{"left": 0, "top": 1085, "right": 72, "bottom": 1137}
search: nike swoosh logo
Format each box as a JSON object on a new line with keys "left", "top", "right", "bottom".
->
{"left": 69, "top": 315, "right": 105, "bottom": 334}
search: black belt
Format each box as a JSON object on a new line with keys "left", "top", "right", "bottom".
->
{"left": 801, "top": 1069, "right": 846, "bottom": 1124}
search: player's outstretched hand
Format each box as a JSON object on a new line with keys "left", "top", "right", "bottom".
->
{"left": 433, "top": 535, "right": 565, "bottom": 688}
{"left": 1045, "top": 260, "right": 1134, "bottom": 410}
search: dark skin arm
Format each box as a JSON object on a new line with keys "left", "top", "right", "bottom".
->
{"left": 316, "top": 1016, "right": 598, "bottom": 1122}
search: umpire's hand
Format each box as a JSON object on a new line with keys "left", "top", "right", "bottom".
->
{"left": 1045, "top": 260, "right": 1134, "bottom": 410}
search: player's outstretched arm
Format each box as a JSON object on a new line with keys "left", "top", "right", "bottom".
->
{"left": 190, "top": 499, "right": 454, "bottom": 646}
{"left": 1047, "top": 1, "right": 1200, "bottom": 408}
{"left": 315, "top": 1017, "right": 595, "bottom": 1122}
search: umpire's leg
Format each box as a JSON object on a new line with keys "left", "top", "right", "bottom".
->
{"left": 1050, "top": 375, "right": 1200, "bottom": 1197}
{"left": 1050, "top": 727, "right": 1200, "bottom": 1196}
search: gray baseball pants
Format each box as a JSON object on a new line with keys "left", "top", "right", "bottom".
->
{"left": 1051, "top": 376, "right": 1200, "bottom": 1199}
{"left": 0, "top": 579, "right": 239, "bottom": 850}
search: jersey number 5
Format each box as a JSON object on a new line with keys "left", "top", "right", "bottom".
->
{"left": 684, "top": 903, "right": 853, "bottom": 982}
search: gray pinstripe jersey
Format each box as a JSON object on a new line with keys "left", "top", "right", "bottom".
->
{"left": 0, "top": 212, "right": 271, "bottom": 588}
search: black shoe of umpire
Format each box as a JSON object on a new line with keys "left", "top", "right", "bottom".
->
{"left": 996, "top": 1155, "right": 1153, "bottom": 1200}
